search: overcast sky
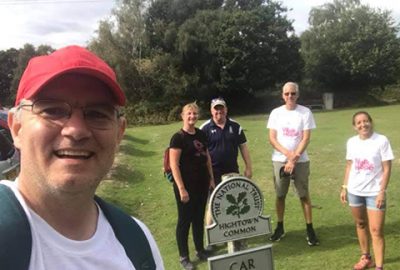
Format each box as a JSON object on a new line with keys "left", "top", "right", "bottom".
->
{"left": 0, "top": 0, "right": 399, "bottom": 51}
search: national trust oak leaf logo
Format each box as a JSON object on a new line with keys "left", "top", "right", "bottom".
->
{"left": 206, "top": 176, "right": 272, "bottom": 245}
{"left": 226, "top": 192, "right": 251, "bottom": 219}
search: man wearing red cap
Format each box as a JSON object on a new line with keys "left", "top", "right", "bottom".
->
{"left": 0, "top": 46, "right": 164, "bottom": 269}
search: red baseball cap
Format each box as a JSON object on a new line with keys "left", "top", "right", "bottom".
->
{"left": 15, "top": 45, "right": 126, "bottom": 106}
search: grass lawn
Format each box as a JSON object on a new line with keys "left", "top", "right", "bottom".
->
{"left": 97, "top": 104, "right": 400, "bottom": 270}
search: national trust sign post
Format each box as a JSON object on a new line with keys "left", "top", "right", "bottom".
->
{"left": 206, "top": 174, "right": 274, "bottom": 270}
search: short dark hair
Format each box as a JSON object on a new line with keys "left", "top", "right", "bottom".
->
{"left": 352, "top": 111, "right": 372, "bottom": 125}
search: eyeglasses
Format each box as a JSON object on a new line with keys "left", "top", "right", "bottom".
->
{"left": 18, "top": 99, "right": 122, "bottom": 130}
{"left": 284, "top": 92, "right": 297, "bottom": 96}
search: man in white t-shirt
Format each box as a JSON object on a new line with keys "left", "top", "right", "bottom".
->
{"left": 266, "top": 82, "right": 319, "bottom": 246}
{"left": 0, "top": 46, "right": 164, "bottom": 269}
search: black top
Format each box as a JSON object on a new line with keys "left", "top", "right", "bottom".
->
{"left": 169, "top": 128, "right": 210, "bottom": 193}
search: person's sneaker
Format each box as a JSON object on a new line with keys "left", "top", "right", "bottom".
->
{"left": 180, "top": 257, "right": 194, "bottom": 270}
{"left": 269, "top": 227, "right": 285, "bottom": 242}
{"left": 306, "top": 228, "right": 320, "bottom": 246}
{"left": 353, "top": 254, "right": 375, "bottom": 270}
{"left": 196, "top": 250, "right": 212, "bottom": 261}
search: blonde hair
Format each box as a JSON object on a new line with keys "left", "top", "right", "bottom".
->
{"left": 181, "top": 101, "right": 200, "bottom": 115}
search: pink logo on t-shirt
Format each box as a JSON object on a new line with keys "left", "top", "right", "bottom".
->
{"left": 355, "top": 158, "right": 374, "bottom": 172}
{"left": 193, "top": 140, "right": 206, "bottom": 156}
{"left": 282, "top": 127, "right": 300, "bottom": 137}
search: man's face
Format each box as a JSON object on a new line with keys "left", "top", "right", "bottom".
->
{"left": 211, "top": 105, "right": 227, "bottom": 124}
{"left": 282, "top": 84, "right": 298, "bottom": 107}
{"left": 10, "top": 74, "right": 125, "bottom": 195}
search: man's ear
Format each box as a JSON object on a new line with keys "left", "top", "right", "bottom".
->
{"left": 117, "top": 117, "right": 126, "bottom": 144}
{"left": 114, "top": 117, "right": 126, "bottom": 153}
{"left": 8, "top": 109, "right": 22, "bottom": 149}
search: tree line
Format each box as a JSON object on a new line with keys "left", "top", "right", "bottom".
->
{"left": 1, "top": 0, "right": 399, "bottom": 124}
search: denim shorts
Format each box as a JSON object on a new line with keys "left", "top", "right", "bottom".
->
{"left": 347, "top": 192, "right": 385, "bottom": 211}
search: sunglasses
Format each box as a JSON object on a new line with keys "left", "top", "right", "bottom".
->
{"left": 284, "top": 92, "right": 297, "bottom": 96}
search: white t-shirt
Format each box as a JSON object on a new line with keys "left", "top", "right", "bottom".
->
{"left": 346, "top": 132, "right": 394, "bottom": 196}
{"left": 0, "top": 180, "right": 164, "bottom": 270}
{"left": 267, "top": 104, "right": 316, "bottom": 162}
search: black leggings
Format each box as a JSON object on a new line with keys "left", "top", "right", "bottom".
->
{"left": 173, "top": 186, "right": 208, "bottom": 258}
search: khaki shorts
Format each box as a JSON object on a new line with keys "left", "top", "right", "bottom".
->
{"left": 272, "top": 161, "right": 310, "bottom": 198}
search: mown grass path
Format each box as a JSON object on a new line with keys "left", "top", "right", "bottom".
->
{"left": 98, "top": 105, "right": 400, "bottom": 269}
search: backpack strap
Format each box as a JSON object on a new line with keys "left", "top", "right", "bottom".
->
{"left": 94, "top": 196, "right": 156, "bottom": 270}
{"left": 0, "top": 185, "right": 155, "bottom": 270}
{"left": 0, "top": 184, "right": 32, "bottom": 270}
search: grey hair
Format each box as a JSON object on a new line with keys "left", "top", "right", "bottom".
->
{"left": 282, "top": 82, "right": 300, "bottom": 95}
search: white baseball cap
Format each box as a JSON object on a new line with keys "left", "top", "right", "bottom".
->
{"left": 211, "top": 98, "right": 226, "bottom": 108}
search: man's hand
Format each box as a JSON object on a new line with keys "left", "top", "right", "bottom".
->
{"left": 284, "top": 160, "right": 295, "bottom": 174}
{"left": 287, "top": 151, "right": 300, "bottom": 163}
{"left": 244, "top": 167, "right": 252, "bottom": 179}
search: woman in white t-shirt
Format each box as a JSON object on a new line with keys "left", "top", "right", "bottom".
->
{"left": 340, "top": 111, "right": 394, "bottom": 270}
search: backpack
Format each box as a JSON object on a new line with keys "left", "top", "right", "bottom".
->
{"left": 163, "top": 130, "right": 184, "bottom": 183}
{"left": 0, "top": 184, "right": 156, "bottom": 270}
{"left": 163, "top": 147, "right": 174, "bottom": 183}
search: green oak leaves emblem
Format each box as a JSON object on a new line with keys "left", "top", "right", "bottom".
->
{"left": 226, "top": 192, "right": 250, "bottom": 218}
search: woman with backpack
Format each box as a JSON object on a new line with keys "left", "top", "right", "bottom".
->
{"left": 169, "top": 102, "right": 215, "bottom": 270}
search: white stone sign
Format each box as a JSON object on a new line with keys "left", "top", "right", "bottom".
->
{"left": 208, "top": 244, "right": 274, "bottom": 270}
{"left": 206, "top": 175, "right": 271, "bottom": 245}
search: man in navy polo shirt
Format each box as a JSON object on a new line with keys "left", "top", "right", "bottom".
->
{"left": 200, "top": 98, "right": 252, "bottom": 186}
{"left": 200, "top": 98, "right": 252, "bottom": 251}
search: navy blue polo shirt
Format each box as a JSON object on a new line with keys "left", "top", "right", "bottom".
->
{"left": 200, "top": 118, "right": 247, "bottom": 182}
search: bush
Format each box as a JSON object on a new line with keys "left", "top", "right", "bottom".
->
{"left": 123, "top": 102, "right": 184, "bottom": 126}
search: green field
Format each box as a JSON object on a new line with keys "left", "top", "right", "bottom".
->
{"left": 98, "top": 104, "right": 400, "bottom": 270}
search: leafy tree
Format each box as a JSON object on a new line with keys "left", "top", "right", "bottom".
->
{"left": 36, "top": 45, "right": 54, "bottom": 56}
{"left": 301, "top": 0, "right": 400, "bottom": 95}
{"left": 147, "top": 0, "right": 302, "bottom": 101}
{"left": 0, "top": 48, "right": 18, "bottom": 106}
{"left": 145, "top": 0, "right": 223, "bottom": 53}
{"left": 175, "top": 2, "right": 302, "bottom": 101}
{"left": 89, "top": 0, "right": 147, "bottom": 103}
{"left": 224, "top": 0, "right": 264, "bottom": 10}
{"left": 90, "top": 0, "right": 302, "bottom": 122}
{"left": 9, "top": 44, "right": 35, "bottom": 103}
